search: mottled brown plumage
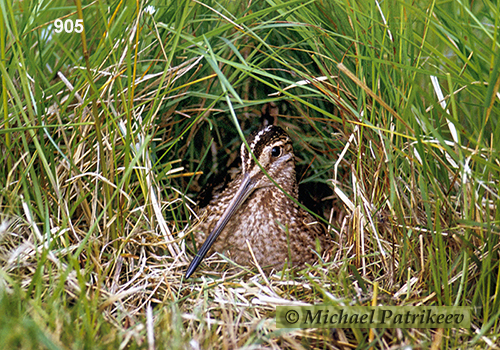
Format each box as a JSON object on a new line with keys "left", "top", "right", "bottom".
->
{"left": 185, "top": 125, "right": 330, "bottom": 278}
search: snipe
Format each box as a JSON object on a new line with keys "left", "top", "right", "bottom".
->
{"left": 185, "top": 125, "right": 330, "bottom": 278}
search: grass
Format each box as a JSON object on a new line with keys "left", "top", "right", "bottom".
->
{"left": 1, "top": 0, "right": 499, "bottom": 348}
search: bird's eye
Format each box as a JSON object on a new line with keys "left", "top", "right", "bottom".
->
{"left": 271, "top": 146, "right": 281, "bottom": 157}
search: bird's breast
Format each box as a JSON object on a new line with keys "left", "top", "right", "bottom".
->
{"left": 195, "top": 187, "right": 320, "bottom": 268}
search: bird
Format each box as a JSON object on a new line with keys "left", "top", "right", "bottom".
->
{"left": 185, "top": 125, "right": 331, "bottom": 278}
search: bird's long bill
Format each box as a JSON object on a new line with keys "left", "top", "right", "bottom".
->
{"left": 185, "top": 173, "right": 256, "bottom": 278}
